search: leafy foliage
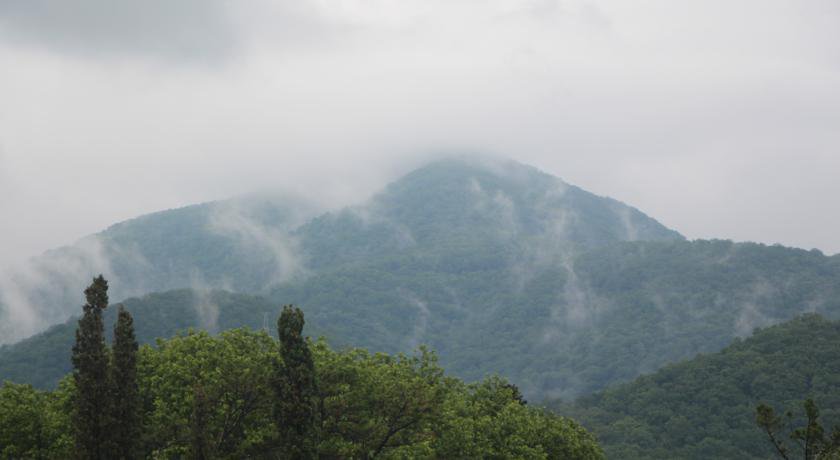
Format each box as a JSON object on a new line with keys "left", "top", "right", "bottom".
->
{"left": 138, "top": 329, "right": 277, "bottom": 458}
{"left": 3, "top": 159, "right": 840, "bottom": 403}
{"left": 0, "top": 290, "right": 280, "bottom": 389}
{"left": 756, "top": 398, "right": 840, "bottom": 460}
{"left": 1, "top": 327, "right": 603, "bottom": 459}
{"left": 554, "top": 314, "right": 840, "bottom": 459}
{"left": 0, "top": 381, "right": 72, "bottom": 458}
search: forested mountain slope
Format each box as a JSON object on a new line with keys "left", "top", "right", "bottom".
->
{"left": 0, "top": 324, "right": 605, "bottom": 459}
{"left": 3, "top": 158, "right": 840, "bottom": 402}
{"left": 0, "top": 195, "right": 320, "bottom": 344}
{"left": 0, "top": 157, "right": 677, "bottom": 345}
{"left": 5, "top": 239, "right": 840, "bottom": 403}
{"left": 267, "top": 238, "right": 840, "bottom": 400}
{"left": 297, "top": 158, "right": 681, "bottom": 270}
{"left": 0, "top": 290, "right": 285, "bottom": 388}
{"left": 556, "top": 314, "right": 840, "bottom": 459}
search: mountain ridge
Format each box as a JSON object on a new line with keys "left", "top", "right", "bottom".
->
{"left": 0, "top": 157, "right": 681, "bottom": 344}
{"left": 556, "top": 313, "right": 840, "bottom": 459}
{"left": 3, "top": 157, "right": 838, "bottom": 402}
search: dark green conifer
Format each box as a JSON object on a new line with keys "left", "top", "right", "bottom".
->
{"left": 109, "top": 305, "right": 139, "bottom": 459}
{"left": 71, "top": 275, "right": 110, "bottom": 459}
{"left": 274, "top": 305, "right": 317, "bottom": 458}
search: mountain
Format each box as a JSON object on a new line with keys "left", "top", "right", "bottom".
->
{"left": 3, "top": 157, "right": 839, "bottom": 402}
{"left": 265, "top": 238, "right": 840, "bottom": 400}
{"left": 555, "top": 314, "right": 840, "bottom": 459}
{"left": 0, "top": 156, "right": 677, "bottom": 345}
{"left": 0, "top": 193, "right": 321, "bottom": 344}
{"left": 0, "top": 289, "right": 286, "bottom": 388}
{"left": 297, "top": 158, "right": 682, "bottom": 271}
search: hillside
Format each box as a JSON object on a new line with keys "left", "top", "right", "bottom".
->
{"left": 556, "top": 314, "right": 840, "bottom": 459}
{"left": 0, "top": 290, "right": 281, "bottom": 388}
{"left": 3, "top": 157, "right": 840, "bottom": 401}
{"left": 0, "top": 314, "right": 604, "bottom": 459}
{"left": 265, "top": 238, "right": 840, "bottom": 400}
{"left": 0, "top": 194, "right": 321, "bottom": 344}
{"left": 0, "top": 157, "right": 678, "bottom": 345}
{"left": 297, "top": 158, "right": 682, "bottom": 270}
{"left": 5, "top": 241, "right": 840, "bottom": 401}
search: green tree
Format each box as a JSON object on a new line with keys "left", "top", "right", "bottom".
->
{"left": 756, "top": 399, "right": 840, "bottom": 460}
{"left": 432, "top": 376, "right": 603, "bottom": 459}
{"left": 109, "top": 306, "right": 139, "bottom": 459}
{"left": 312, "top": 343, "right": 446, "bottom": 458}
{"left": 138, "top": 329, "right": 277, "bottom": 458}
{"left": 0, "top": 382, "right": 48, "bottom": 459}
{"left": 71, "top": 275, "right": 111, "bottom": 459}
{"left": 274, "top": 305, "right": 317, "bottom": 458}
{"left": 0, "top": 379, "right": 73, "bottom": 458}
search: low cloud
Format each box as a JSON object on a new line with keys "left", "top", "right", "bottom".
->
{"left": 189, "top": 272, "right": 223, "bottom": 333}
{"left": 398, "top": 289, "right": 430, "bottom": 351}
{"left": 207, "top": 196, "right": 315, "bottom": 287}
{"left": 0, "top": 236, "right": 113, "bottom": 343}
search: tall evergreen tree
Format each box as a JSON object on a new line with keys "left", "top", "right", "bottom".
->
{"left": 274, "top": 305, "right": 317, "bottom": 458}
{"left": 109, "top": 305, "right": 139, "bottom": 459}
{"left": 71, "top": 275, "right": 110, "bottom": 460}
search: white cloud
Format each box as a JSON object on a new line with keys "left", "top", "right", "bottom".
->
{"left": 1, "top": 0, "right": 839, "bottom": 269}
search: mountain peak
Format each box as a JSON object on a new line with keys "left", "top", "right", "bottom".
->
{"left": 388, "top": 155, "right": 563, "bottom": 193}
{"left": 370, "top": 155, "right": 682, "bottom": 247}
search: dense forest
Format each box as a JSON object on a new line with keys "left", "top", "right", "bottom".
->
{"left": 0, "top": 290, "right": 279, "bottom": 388}
{"left": 0, "top": 277, "right": 603, "bottom": 459}
{"left": 554, "top": 314, "right": 840, "bottom": 459}
{"left": 3, "top": 159, "right": 840, "bottom": 403}
{"left": 2, "top": 159, "right": 840, "bottom": 458}
{"left": 4, "top": 239, "right": 840, "bottom": 403}
{"left": 0, "top": 158, "right": 680, "bottom": 345}
{"left": 5, "top": 290, "right": 840, "bottom": 458}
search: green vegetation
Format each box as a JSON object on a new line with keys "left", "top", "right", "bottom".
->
{"left": 3, "top": 159, "right": 840, "bottom": 404}
{"left": 109, "top": 305, "right": 140, "bottom": 458}
{"left": 71, "top": 275, "right": 112, "bottom": 459}
{"left": 554, "top": 314, "right": 840, "bottom": 459}
{"left": 0, "top": 290, "right": 280, "bottom": 389}
{"left": 0, "top": 281, "right": 603, "bottom": 459}
{"left": 756, "top": 398, "right": 840, "bottom": 459}
{"left": 3, "top": 159, "right": 840, "bottom": 458}
{"left": 273, "top": 305, "right": 317, "bottom": 457}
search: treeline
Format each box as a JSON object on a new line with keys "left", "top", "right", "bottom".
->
{"left": 0, "top": 290, "right": 281, "bottom": 390}
{"left": 553, "top": 314, "right": 840, "bottom": 459}
{"left": 0, "top": 277, "right": 603, "bottom": 459}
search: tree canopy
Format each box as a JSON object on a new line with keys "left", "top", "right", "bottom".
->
{"left": 2, "top": 326, "right": 603, "bottom": 459}
{"left": 554, "top": 314, "right": 840, "bottom": 459}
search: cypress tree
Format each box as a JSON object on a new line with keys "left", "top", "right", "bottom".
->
{"left": 109, "top": 305, "right": 139, "bottom": 459}
{"left": 274, "top": 305, "right": 317, "bottom": 458}
{"left": 71, "top": 275, "right": 110, "bottom": 459}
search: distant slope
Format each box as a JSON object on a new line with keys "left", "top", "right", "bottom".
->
{"left": 515, "top": 240, "right": 840, "bottom": 399}
{"left": 0, "top": 194, "right": 321, "bottom": 344}
{"left": 298, "top": 157, "right": 682, "bottom": 270}
{"left": 555, "top": 314, "right": 840, "bottom": 459}
{"left": 268, "top": 239, "right": 840, "bottom": 400}
{"left": 0, "top": 289, "right": 281, "bottom": 388}
{"left": 4, "top": 157, "right": 840, "bottom": 401}
{"left": 0, "top": 156, "right": 680, "bottom": 345}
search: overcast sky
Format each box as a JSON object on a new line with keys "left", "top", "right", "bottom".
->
{"left": 1, "top": 0, "right": 839, "bottom": 267}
